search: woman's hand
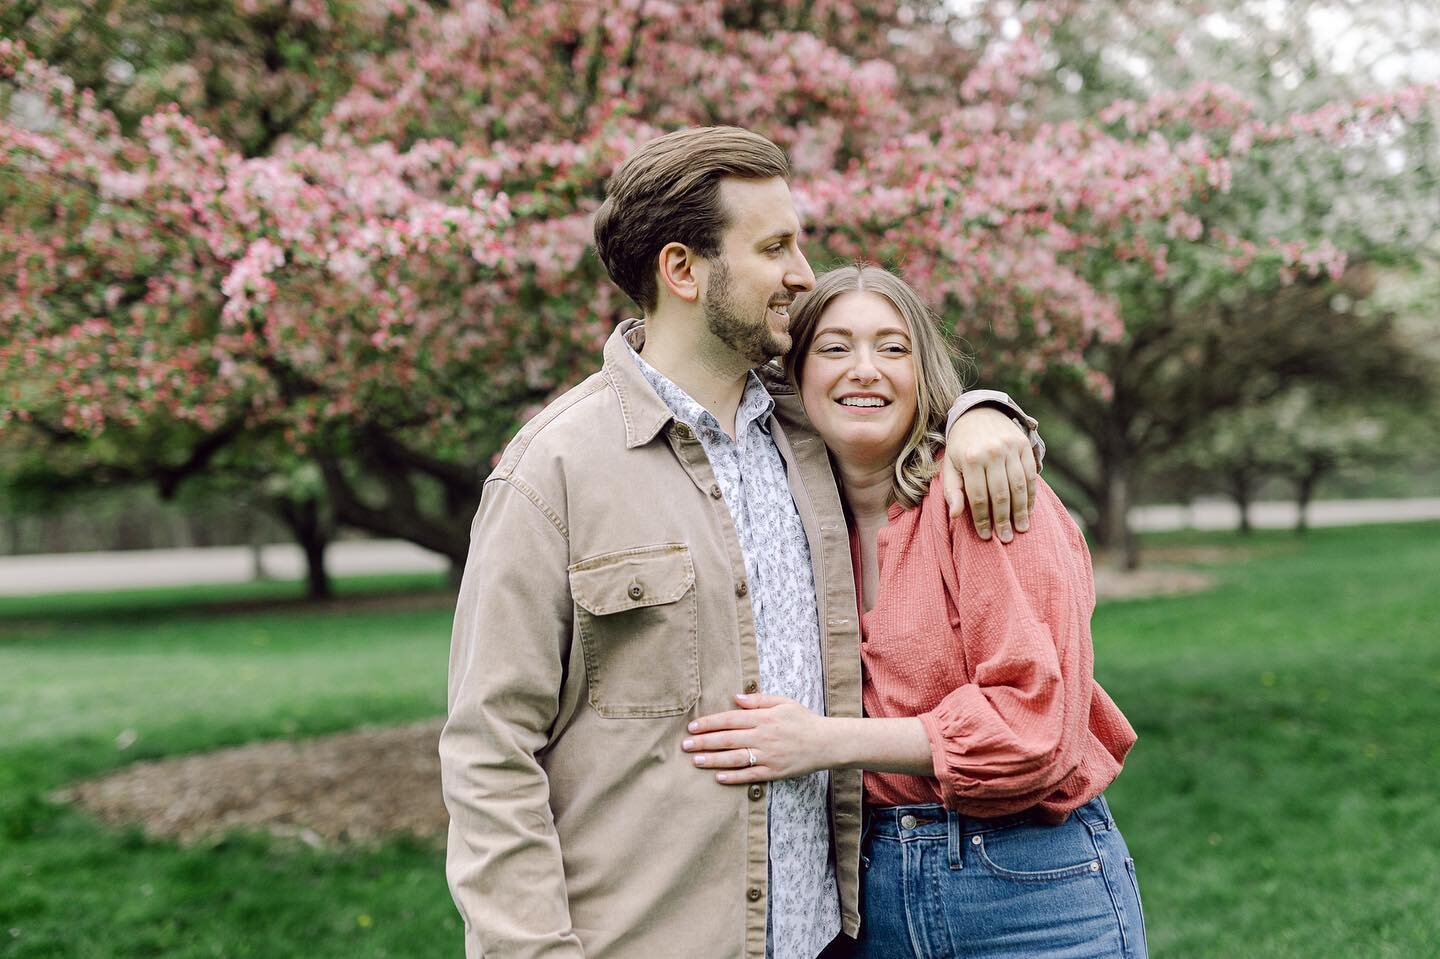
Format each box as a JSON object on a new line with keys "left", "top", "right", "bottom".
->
{"left": 682, "top": 693, "right": 835, "bottom": 784}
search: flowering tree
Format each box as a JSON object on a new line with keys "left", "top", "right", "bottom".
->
{"left": 3, "top": 0, "right": 1436, "bottom": 567}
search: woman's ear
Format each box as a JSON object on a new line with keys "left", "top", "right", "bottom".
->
{"left": 657, "top": 242, "right": 701, "bottom": 304}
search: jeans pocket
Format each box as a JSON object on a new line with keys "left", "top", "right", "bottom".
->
{"left": 973, "top": 819, "right": 1104, "bottom": 882}
{"left": 1124, "top": 857, "right": 1150, "bottom": 959}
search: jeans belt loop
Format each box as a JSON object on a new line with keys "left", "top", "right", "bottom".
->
{"left": 947, "top": 809, "right": 964, "bottom": 870}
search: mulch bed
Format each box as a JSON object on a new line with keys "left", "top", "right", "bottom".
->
{"left": 58, "top": 719, "right": 449, "bottom": 848}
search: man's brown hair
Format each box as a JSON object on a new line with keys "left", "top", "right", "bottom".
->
{"left": 593, "top": 126, "right": 791, "bottom": 313}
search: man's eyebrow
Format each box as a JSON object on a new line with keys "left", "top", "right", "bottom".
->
{"left": 756, "top": 228, "right": 801, "bottom": 245}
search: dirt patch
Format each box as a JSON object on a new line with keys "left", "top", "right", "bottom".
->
{"left": 59, "top": 719, "right": 448, "bottom": 848}
{"left": 1092, "top": 565, "right": 1215, "bottom": 601}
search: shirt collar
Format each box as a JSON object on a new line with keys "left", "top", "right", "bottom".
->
{"left": 628, "top": 344, "right": 775, "bottom": 439}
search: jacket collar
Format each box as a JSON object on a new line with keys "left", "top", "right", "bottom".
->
{"left": 603, "top": 319, "right": 681, "bottom": 449}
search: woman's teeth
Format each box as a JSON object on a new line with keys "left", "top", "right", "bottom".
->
{"left": 838, "top": 397, "right": 888, "bottom": 407}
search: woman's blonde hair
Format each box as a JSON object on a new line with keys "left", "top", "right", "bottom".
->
{"left": 784, "top": 263, "right": 970, "bottom": 509}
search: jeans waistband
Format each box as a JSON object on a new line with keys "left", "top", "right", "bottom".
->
{"left": 863, "top": 796, "right": 1113, "bottom": 841}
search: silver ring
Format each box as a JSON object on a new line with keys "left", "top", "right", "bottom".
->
{"left": 746, "top": 748, "right": 757, "bottom": 768}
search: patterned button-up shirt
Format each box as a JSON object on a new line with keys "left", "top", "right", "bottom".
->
{"left": 631, "top": 347, "right": 838, "bottom": 959}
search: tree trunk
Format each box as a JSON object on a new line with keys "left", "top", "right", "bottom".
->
{"left": 1295, "top": 470, "right": 1322, "bottom": 534}
{"left": 274, "top": 496, "right": 333, "bottom": 600}
{"left": 1094, "top": 457, "right": 1141, "bottom": 571}
{"left": 1227, "top": 469, "right": 1255, "bottom": 536}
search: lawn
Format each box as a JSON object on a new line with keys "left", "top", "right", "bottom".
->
{"left": 1, "top": 524, "right": 1437, "bottom": 958}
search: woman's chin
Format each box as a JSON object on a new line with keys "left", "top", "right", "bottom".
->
{"left": 821, "top": 432, "right": 907, "bottom": 470}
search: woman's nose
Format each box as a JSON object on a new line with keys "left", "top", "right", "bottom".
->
{"left": 848, "top": 357, "right": 879, "bottom": 383}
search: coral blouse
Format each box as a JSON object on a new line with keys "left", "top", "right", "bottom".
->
{"left": 852, "top": 474, "right": 1136, "bottom": 824}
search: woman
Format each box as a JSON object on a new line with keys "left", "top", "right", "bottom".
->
{"left": 681, "top": 265, "right": 1147, "bottom": 959}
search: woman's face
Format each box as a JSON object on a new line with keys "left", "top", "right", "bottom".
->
{"left": 799, "top": 290, "right": 918, "bottom": 467}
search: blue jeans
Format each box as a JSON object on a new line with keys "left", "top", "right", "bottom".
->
{"left": 854, "top": 796, "right": 1148, "bottom": 959}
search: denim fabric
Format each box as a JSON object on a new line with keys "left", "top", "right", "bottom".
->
{"left": 854, "top": 796, "right": 1148, "bottom": 959}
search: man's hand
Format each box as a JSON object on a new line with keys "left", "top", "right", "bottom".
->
{"left": 943, "top": 407, "right": 1037, "bottom": 542}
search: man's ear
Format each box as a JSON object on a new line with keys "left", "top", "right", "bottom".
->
{"left": 658, "top": 242, "right": 702, "bottom": 304}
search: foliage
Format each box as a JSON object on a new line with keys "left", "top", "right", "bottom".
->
{"left": 995, "top": 0, "right": 1440, "bottom": 565}
{"left": 2, "top": 1, "right": 1438, "bottom": 561}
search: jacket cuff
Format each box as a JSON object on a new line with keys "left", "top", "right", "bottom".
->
{"left": 945, "top": 390, "right": 1046, "bottom": 471}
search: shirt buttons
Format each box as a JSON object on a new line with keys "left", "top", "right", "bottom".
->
{"left": 736, "top": 580, "right": 748, "bottom": 597}
{"left": 900, "top": 815, "right": 917, "bottom": 830}
{"left": 627, "top": 583, "right": 644, "bottom": 600}
{"left": 748, "top": 784, "right": 764, "bottom": 801}
{"left": 747, "top": 886, "right": 763, "bottom": 902}
{"left": 744, "top": 680, "right": 758, "bottom": 694}
{"left": 709, "top": 484, "right": 723, "bottom": 499}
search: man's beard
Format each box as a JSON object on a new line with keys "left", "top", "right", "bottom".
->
{"left": 704, "top": 258, "right": 789, "bottom": 366}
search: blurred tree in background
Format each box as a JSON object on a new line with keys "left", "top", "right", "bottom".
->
{"left": 2, "top": 0, "right": 1437, "bottom": 578}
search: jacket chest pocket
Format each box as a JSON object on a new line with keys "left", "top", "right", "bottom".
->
{"left": 569, "top": 544, "right": 699, "bottom": 719}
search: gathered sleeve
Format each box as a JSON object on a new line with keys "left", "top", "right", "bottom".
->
{"left": 918, "top": 479, "right": 1098, "bottom": 804}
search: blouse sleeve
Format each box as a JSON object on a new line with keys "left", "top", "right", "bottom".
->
{"left": 918, "top": 480, "right": 1097, "bottom": 803}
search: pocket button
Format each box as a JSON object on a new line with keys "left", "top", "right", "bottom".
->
{"left": 627, "top": 582, "right": 644, "bottom": 599}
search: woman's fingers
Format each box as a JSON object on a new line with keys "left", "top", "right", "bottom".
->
{"left": 687, "top": 709, "right": 759, "bottom": 735}
{"left": 735, "top": 692, "right": 791, "bottom": 708}
{"left": 682, "top": 730, "right": 752, "bottom": 753}
{"left": 689, "top": 747, "right": 760, "bottom": 770}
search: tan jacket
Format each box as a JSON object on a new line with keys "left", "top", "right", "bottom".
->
{"left": 441, "top": 320, "right": 865, "bottom": 959}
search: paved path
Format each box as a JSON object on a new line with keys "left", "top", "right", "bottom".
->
{"left": 2, "top": 498, "right": 1437, "bottom": 597}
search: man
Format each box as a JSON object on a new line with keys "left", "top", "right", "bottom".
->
{"left": 441, "top": 126, "right": 1043, "bottom": 959}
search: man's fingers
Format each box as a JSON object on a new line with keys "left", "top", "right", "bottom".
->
{"left": 985, "top": 458, "right": 1012, "bottom": 542}
{"left": 1022, "top": 444, "right": 1038, "bottom": 522}
{"left": 1007, "top": 450, "right": 1031, "bottom": 534}
{"left": 943, "top": 459, "right": 964, "bottom": 517}
{"left": 963, "top": 461, "right": 992, "bottom": 539}
{"left": 687, "top": 710, "right": 758, "bottom": 734}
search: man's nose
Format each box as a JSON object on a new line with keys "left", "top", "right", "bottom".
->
{"left": 785, "top": 251, "right": 816, "bottom": 292}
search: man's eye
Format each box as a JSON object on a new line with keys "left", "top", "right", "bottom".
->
{"left": 766, "top": 246, "right": 783, "bottom": 255}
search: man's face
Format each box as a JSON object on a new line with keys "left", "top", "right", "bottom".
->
{"left": 701, "top": 177, "right": 816, "bottom": 365}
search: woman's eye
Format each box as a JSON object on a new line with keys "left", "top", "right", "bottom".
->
{"left": 881, "top": 344, "right": 911, "bottom": 354}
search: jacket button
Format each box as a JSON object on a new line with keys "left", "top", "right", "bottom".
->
{"left": 744, "top": 680, "right": 758, "bottom": 694}
{"left": 736, "top": 581, "right": 748, "bottom": 597}
{"left": 749, "top": 784, "right": 764, "bottom": 801}
{"left": 627, "top": 583, "right": 644, "bottom": 599}
{"left": 673, "top": 423, "right": 693, "bottom": 440}
{"left": 709, "top": 484, "right": 723, "bottom": 499}
{"left": 747, "top": 886, "right": 763, "bottom": 902}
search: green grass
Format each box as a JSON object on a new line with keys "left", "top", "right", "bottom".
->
{"left": 2, "top": 526, "right": 1438, "bottom": 958}
{"left": 0, "top": 574, "right": 460, "bottom": 958}
{"left": 1095, "top": 522, "right": 1440, "bottom": 958}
